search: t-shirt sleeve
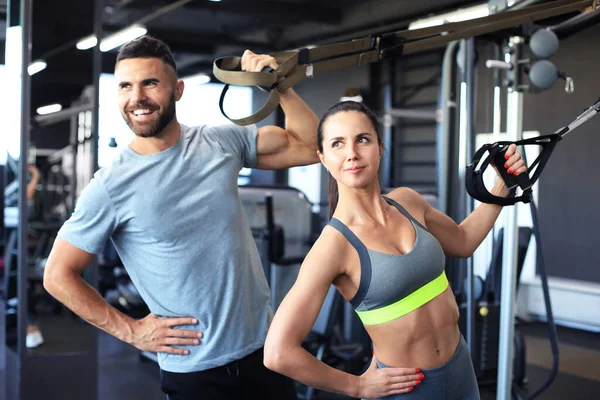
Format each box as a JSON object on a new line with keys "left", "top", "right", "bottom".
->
{"left": 57, "top": 177, "right": 119, "bottom": 254}
{"left": 211, "top": 124, "right": 258, "bottom": 169}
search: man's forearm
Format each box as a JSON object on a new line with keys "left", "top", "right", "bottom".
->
{"left": 279, "top": 88, "right": 319, "bottom": 150}
{"left": 44, "top": 271, "right": 136, "bottom": 343}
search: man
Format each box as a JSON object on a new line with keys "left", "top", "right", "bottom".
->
{"left": 43, "top": 36, "right": 318, "bottom": 399}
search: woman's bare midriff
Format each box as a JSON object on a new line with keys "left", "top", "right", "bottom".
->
{"left": 365, "top": 286, "right": 461, "bottom": 369}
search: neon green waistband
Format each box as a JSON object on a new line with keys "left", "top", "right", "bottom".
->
{"left": 355, "top": 271, "right": 449, "bottom": 326}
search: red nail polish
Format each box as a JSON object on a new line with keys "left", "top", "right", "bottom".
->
{"left": 507, "top": 169, "right": 512, "bottom": 174}
{"left": 415, "top": 368, "right": 421, "bottom": 373}
{"left": 416, "top": 380, "right": 422, "bottom": 385}
{"left": 419, "top": 374, "right": 425, "bottom": 379}
{"left": 505, "top": 154, "right": 510, "bottom": 160}
{"left": 504, "top": 163, "right": 509, "bottom": 169}
{"left": 514, "top": 171, "right": 519, "bottom": 176}
{"left": 409, "top": 387, "right": 414, "bottom": 391}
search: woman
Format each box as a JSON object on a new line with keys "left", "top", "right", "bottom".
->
{"left": 263, "top": 101, "right": 526, "bottom": 399}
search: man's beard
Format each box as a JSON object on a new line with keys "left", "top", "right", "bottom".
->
{"left": 123, "top": 94, "right": 176, "bottom": 138}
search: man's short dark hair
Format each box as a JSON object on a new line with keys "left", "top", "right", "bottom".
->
{"left": 116, "top": 35, "right": 177, "bottom": 73}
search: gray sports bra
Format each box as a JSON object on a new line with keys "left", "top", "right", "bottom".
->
{"left": 328, "top": 196, "right": 448, "bottom": 325}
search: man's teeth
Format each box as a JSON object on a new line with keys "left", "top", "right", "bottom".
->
{"left": 133, "top": 109, "right": 152, "bottom": 116}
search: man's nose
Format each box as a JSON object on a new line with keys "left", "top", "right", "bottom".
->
{"left": 131, "top": 86, "right": 147, "bottom": 103}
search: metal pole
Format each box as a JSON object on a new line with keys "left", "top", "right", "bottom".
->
{"left": 34, "top": 103, "right": 93, "bottom": 126}
{"left": 91, "top": 0, "right": 102, "bottom": 175}
{"left": 83, "top": 4, "right": 103, "bottom": 395}
{"left": 490, "top": 42, "right": 503, "bottom": 292}
{"left": 497, "top": 36, "right": 523, "bottom": 400}
{"left": 70, "top": 115, "right": 78, "bottom": 214}
{"left": 458, "top": 37, "right": 476, "bottom": 355}
{"left": 492, "top": 67, "right": 502, "bottom": 142}
{"left": 387, "top": 108, "right": 438, "bottom": 120}
{"left": 436, "top": 41, "right": 459, "bottom": 216}
{"left": 17, "top": 0, "right": 33, "bottom": 365}
{"left": 381, "top": 59, "right": 395, "bottom": 189}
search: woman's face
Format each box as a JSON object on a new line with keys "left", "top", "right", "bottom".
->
{"left": 318, "top": 110, "right": 382, "bottom": 190}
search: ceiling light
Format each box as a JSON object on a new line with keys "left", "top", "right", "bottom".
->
{"left": 100, "top": 24, "right": 148, "bottom": 52}
{"left": 408, "top": 3, "right": 489, "bottom": 30}
{"left": 37, "top": 103, "right": 63, "bottom": 115}
{"left": 183, "top": 73, "right": 211, "bottom": 85}
{"left": 28, "top": 60, "right": 47, "bottom": 76}
{"left": 340, "top": 95, "right": 363, "bottom": 103}
{"left": 76, "top": 35, "right": 98, "bottom": 50}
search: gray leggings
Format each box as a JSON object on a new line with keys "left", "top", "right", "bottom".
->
{"left": 373, "top": 335, "right": 480, "bottom": 400}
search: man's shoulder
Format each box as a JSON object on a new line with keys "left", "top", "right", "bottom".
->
{"left": 182, "top": 123, "right": 255, "bottom": 152}
{"left": 181, "top": 123, "right": 213, "bottom": 137}
{"left": 192, "top": 123, "right": 257, "bottom": 137}
{"left": 181, "top": 123, "right": 215, "bottom": 145}
{"left": 90, "top": 152, "right": 134, "bottom": 192}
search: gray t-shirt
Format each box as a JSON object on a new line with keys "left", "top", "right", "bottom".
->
{"left": 58, "top": 123, "right": 272, "bottom": 373}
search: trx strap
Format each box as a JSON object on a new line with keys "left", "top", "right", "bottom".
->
{"left": 466, "top": 97, "right": 600, "bottom": 206}
{"left": 213, "top": 0, "right": 594, "bottom": 126}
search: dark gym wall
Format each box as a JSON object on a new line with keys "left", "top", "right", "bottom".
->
{"left": 523, "top": 23, "right": 600, "bottom": 284}
{"left": 473, "top": 24, "right": 600, "bottom": 284}
{"left": 31, "top": 120, "right": 71, "bottom": 151}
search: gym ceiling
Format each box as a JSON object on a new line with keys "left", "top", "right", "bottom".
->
{"left": 0, "top": 0, "right": 576, "bottom": 116}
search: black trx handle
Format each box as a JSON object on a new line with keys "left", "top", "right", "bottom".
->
{"left": 466, "top": 135, "right": 561, "bottom": 206}
{"left": 467, "top": 97, "right": 600, "bottom": 206}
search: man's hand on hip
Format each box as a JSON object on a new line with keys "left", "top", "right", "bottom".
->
{"left": 128, "top": 314, "right": 203, "bottom": 355}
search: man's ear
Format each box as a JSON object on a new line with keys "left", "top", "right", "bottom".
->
{"left": 175, "top": 79, "right": 185, "bottom": 101}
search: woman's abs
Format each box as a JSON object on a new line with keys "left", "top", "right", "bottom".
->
{"left": 366, "top": 287, "right": 461, "bottom": 369}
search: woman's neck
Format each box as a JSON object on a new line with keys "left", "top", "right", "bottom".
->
{"left": 334, "top": 182, "right": 389, "bottom": 225}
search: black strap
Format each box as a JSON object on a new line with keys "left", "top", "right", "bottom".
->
{"left": 466, "top": 134, "right": 562, "bottom": 206}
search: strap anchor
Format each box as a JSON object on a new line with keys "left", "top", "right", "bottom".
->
{"left": 213, "top": 0, "right": 594, "bottom": 126}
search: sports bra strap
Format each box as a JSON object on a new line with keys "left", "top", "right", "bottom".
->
{"left": 327, "top": 218, "right": 372, "bottom": 308}
{"left": 382, "top": 196, "right": 428, "bottom": 231}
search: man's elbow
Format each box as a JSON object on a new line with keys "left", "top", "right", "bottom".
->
{"left": 43, "top": 261, "right": 65, "bottom": 298}
{"left": 263, "top": 340, "right": 292, "bottom": 374}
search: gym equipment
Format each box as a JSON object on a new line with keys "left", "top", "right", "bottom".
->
{"left": 458, "top": 227, "right": 533, "bottom": 386}
{"left": 238, "top": 185, "right": 314, "bottom": 310}
{"left": 213, "top": 0, "right": 594, "bottom": 126}
{"left": 528, "top": 29, "right": 559, "bottom": 59}
{"left": 459, "top": 6, "right": 600, "bottom": 398}
{"left": 466, "top": 97, "right": 600, "bottom": 207}
{"left": 3, "top": 160, "right": 70, "bottom": 327}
